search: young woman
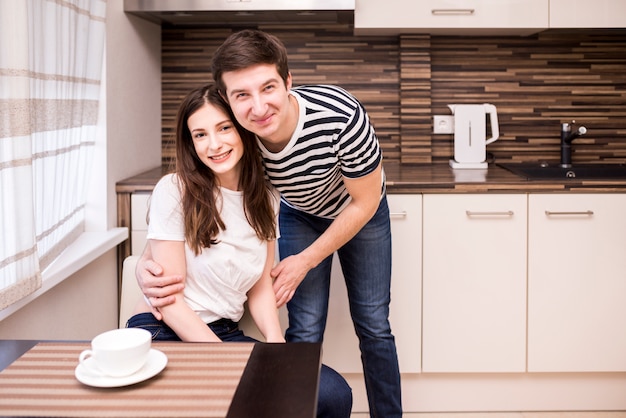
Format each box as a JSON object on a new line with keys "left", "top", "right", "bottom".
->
{"left": 127, "top": 83, "right": 352, "bottom": 417}
{"left": 126, "top": 83, "right": 283, "bottom": 343}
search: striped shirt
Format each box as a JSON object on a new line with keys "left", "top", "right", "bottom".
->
{"left": 258, "top": 85, "right": 385, "bottom": 219}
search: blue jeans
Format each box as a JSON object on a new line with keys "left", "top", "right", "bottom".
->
{"left": 126, "top": 313, "right": 352, "bottom": 418}
{"left": 279, "top": 195, "right": 402, "bottom": 418}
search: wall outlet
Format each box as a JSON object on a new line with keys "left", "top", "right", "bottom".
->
{"left": 433, "top": 115, "right": 454, "bottom": 134}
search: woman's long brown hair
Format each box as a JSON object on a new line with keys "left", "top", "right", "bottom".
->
{"left": 175, "top": 83, "right": 276, "bottom": 255}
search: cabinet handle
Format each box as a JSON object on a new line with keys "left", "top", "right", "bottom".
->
{"left": 545, "top": 210, "right": 594, "bottom": 216}
{"left": 431, "top": 9, "right": 475, "bottom": 15}
{"left": 465, "top": 210, "right": 514, "bottom": 217}
{"left": 390, "top": 211, "right": 408, "bottom": 219}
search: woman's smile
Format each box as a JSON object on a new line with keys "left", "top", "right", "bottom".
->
{"left": 210, "top": 150, "right": 232, "bottom": 161}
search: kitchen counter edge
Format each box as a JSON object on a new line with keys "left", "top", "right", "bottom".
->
{"left": 116, "top": 163, "right": 626, "bottom": 195}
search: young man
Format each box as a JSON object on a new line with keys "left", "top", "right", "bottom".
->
{"left": 137, "top": 29, "right": 402, "bottom": 417}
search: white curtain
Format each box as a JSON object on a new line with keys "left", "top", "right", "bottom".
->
{"left": 0, "top": 0, "right": 106, "bottom": 310}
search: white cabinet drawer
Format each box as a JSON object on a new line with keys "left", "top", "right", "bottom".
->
{"left": 550, "top": 0, "right": 626, "bottom": 28}
{"left": 355, "top": 0, "right": 548, "bottom": 34}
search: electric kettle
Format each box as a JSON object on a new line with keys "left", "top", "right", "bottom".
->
{"left": 448, "top": 103, "right": 499, "bottom": 169}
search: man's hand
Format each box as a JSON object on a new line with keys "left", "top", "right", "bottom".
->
{"left": 269, "top": 164, "right": 384, "bottom": 308}
{"left": 136, "top": 256, "right": 184, "bottom": 320}
{"left": 270, "top": 254, "right": 311, "bottom": 308}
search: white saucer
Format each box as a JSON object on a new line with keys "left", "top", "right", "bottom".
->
{"left": 75, "top": 348, "right": 167, "bottom": 388}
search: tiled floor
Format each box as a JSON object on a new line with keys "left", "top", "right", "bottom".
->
{"left": 351, "top": 413, "right": 626, "bottom": 418}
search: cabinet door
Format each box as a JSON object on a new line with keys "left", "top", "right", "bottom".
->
{"left": 355, "top": 0, "right": 548, "bottom": 33}
{"left": 422, "top": 194, "right": 527, "bottom": 372}
{"left": 528, "top": 194, "right": 626, "bottom": 372}
{"left": 130, "top": 193, "right": 150, "bottom": 255}
{"left": 550, "top": 0, "right": 626, "bottom": 28}
{"left": 322, "top": 194, "right": 422, "bottom": 373}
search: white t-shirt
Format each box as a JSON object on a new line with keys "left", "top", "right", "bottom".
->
{"left": 147, "top": 173, "right": 279, "bottom": 324}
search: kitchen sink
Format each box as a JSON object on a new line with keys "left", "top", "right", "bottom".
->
{"left": 498, "top": 162, "right": 626, "bottom": 180}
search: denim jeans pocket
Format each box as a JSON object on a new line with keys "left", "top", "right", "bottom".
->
{"left": 126, "top": 312, "right": 181, "bottom": 341}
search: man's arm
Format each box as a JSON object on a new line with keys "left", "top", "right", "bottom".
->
{"left": 135, "top": 242, "right": 184, "bottom": 320}
{"left": 271, "top": 162, "right": 383, "bottom": 307}
{"left": 147, "top": 239, "right": 220, "bottom": 342}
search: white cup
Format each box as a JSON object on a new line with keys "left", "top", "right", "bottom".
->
{"left": 79, "top": 328, "right": 152, "bottom": 377}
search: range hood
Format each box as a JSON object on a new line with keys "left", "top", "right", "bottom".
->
{"left": 124, "top": 0, "right": 355, "bottom": 26}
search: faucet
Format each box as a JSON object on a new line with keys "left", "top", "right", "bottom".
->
{"left": 560, "top": 120, "right": 587, "bottom": 168}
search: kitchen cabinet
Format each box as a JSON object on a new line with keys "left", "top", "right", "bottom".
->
{"left": 527, "top": 193, "right": 626, "bottom": 372}
{"left": 354, "top": 0, "right": 548, "bottom": 35}
{"left": 124, "top": 189, "right": 423, "bottom": 373}
{"left": 422, "top": 194, "right": 527, "bottom": 373}
{"left": 549, "top": 0, "right": 626, "bottom": 28}
{"left": 116, "top": 162, "right": 626, "bottom": 412}
{"left": 130, "top": 193, "right": 150, "bottom": 256}
{"left": 322, "top": 194, "right": 422, "bottom": 373}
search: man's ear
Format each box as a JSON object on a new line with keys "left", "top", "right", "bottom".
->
{"left": 285, "top": 72, "right": 292, "bottom": 90}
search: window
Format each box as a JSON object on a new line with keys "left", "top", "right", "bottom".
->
{"left": 0, "top": 0, "right": 107, "bottom": 310}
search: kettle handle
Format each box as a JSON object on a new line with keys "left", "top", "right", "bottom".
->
{"left": 484, "top": 104, "right": 499, "bottom": 145}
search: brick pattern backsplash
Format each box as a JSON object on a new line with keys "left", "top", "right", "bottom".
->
{"left": 429, "top": 30, "right": 626, "bottom": 165}
{"left": 162, "top": 25, "right": 626, "bottom": 166}
{"left": 400, "top": 35, "right": 432, "bottom": 164}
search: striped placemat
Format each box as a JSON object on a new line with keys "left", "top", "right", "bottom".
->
{"left": 0, "top": 341, "right": 254, "bottom": 417}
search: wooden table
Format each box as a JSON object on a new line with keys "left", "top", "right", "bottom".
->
{"left": 0, "top": 340, "right": 321, "bottom": 417}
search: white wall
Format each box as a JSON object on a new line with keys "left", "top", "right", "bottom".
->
{"left": 0, "top": 3, "right": 162, "bottom": 340}
{"left": 0, "top": 254, "right": 118, "bottom": 339}
{"left": 106, "top": 0, "right": 162, "bottom": 227}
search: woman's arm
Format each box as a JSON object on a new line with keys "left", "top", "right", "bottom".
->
{"left": 246, "top": 241, "right": 285, "bottom": 343}
{"left": 135, "top": 242, "right": 183, "bottom": 320}
{"left": 149, "top": 239, "right": 221, "bottom": 342}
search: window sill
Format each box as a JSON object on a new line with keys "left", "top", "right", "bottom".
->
{"left": 0, "top": 228, "right": 128, "bottom": 322}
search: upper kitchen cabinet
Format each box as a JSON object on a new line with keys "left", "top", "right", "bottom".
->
{"left": 550, "top": 0, "right": 626, "bottom": 28}
{"left": 354, "top": 0, "right": 549, "bottom": 35}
